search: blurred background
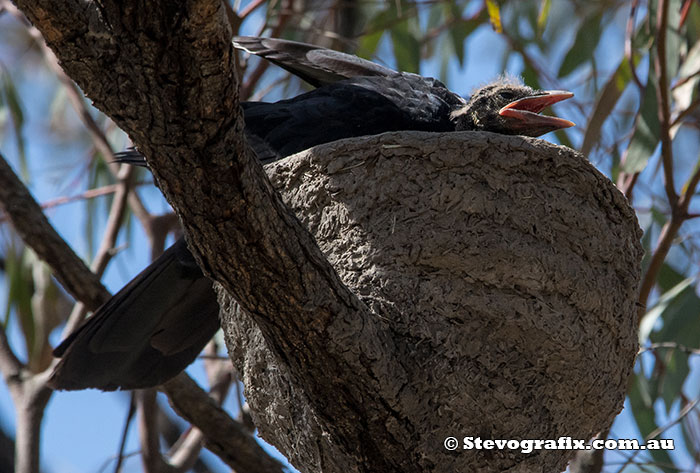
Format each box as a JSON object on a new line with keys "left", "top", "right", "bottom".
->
{"left": 0, "top": 0, "right": 699, "bottom": 471}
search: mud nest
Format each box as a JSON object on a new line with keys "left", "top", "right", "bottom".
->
{"left": 220, "top": 131, "right": 643, "bottom": 473}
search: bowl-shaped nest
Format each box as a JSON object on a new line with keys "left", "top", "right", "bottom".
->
{"left": 222, "top": 131, "right": 643, "bottom": 473}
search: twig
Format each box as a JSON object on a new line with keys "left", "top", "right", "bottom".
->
{"left": 113, "top": 395, "right": 137, "bottom": 473}
{"left": 161, "top": 373, "right": 285, "bottom": 473}
{"left": 0, "top": 329, "right": 22, "bottom": 387}
{"left": 90, "top": 165, "right": 134, "bottom": 284}
{"left": 239, "top": 0, "right": 266, "bottom": 19}
{"left": 671, "top": 67, "right": 700, "bottom": 89}
{"left": 654, "top": 0, "right": 678, "bottom": 207}
{"left": 639, "top": 342, "right": 700, "bottom": 356}
{"left": 625, "top": 0, "right": 644, "bottom": 91}
{"left": 636, "top": 0, "right": 700, "bottom": 322}
{"left": 168, "top": 428, "right": 204, "bottom": 472}
{"left": 2, "top": 2, "right": 154, "bottom": 230}
{"left": 138, "top": 389, "right": 174, "bottom": 473}
{"left": 619, "top": 170, "right": 639, "bottom": 201}
{"left": 638, "top": 164, "right": 700, "bottom": 321}
{"left": 671, "top": 95, "right": 700, "bottom": 127}
{"left": 0, "top": 152, "right": 110, "bottom": 309}
{"left": 168, "top": 342, "right": 232, "bottom": 471}
{"left": 615, "top": 397, "right": 699, "bottom": 473}
{"left": 0, "top": 180, "right": 151, "bottom": 223}
{"left": 240, "top": 0, "right": 292, "bottom": 100}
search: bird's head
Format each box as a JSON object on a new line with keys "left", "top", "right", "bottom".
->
{"left": 452, "top": 80, "right": 574, "bottom": 137}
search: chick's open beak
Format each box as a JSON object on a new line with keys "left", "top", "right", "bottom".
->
{"left": 498, "top": 90, "right": 575, "bottom": 136}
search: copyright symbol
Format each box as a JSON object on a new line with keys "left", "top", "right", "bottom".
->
{"left": 444, "top": 436, "right": 459, "bottom": 450}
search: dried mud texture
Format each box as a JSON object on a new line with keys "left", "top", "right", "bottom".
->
{"left": 220, "top": 131, "right": 643, "bottom": 473}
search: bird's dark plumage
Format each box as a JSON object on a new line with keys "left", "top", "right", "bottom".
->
{"left": 49, "top": 240, "right": 219, "bottom": 390}
{"left": 242, "top": 74, "right": 464, "bottom": 161}
{"left": 50, "top": 37, "right": 574, "bottom": 391}
{"left": 233, "top": 36, "right": 397, "bottom": 87}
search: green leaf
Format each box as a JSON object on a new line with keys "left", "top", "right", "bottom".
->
{"left": 581, "top": 60, "right": 632, "bottom": 156}
{"left": 360, "top": 5, "right": 398, "bottom": 47}
{"left": 427, "top": 3, "right": 443, "bottom": 30}
{"left": 638, "top": 274, "right": 700, "bottom": 412}
{"left": 651, "top": 281, "right": 700, "bottom": 349}
{"left": 521, "top": 63, "right": 542, "bottom": 91}
{"left": 656, "top": 348, "right": 689, "bottom": 412}
{"left": 628, "top": 371, "right": 675, "bottom": 467}
{"left": 622, "top": 72, "right": 660, "bottom": 173}
{"left": 357, "top": 31, "right": 384, "bottom": 60}
{"left": 448, "top": 24, "right": 466, "bottom": 67}
{"left": 390, "top": 23, "right": 421, "bottom": 73}
{"left": 558, "top": 13, "right": 603, "bottom": 77}
{"left": 639, "top": 277, "right": 693, "bottom": 342}
{"left": 536, "top": 0, "right": 551, "bottom": 36}
{"left": 673, "top": 40, "right": 700, "bottom": 104}
{"left": 4, "top": 243, "right": 35, "bottom": 361}
{"left": 0, "top": 66, "right": 28, "bottom": 180}
{"left": 665, "top": 0, "right": 683, "bottom": 79}
{"left": 657, "top": 262, "right": 688, "bottom": 293}
{"left": 445, "top": 5, "right": 485, "bottom": 68}
{"left": 486, "top": 0, "right": 502, "bottom": 33}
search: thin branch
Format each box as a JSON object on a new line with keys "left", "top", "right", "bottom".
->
{"left": 0, "top": 329, "right": 22, "bottom": 389}
{"left": 90, "top": 165, "right": 134, "bottom": 276}
{"left": 168, "top": 429, "right": 205, "bottom": 472}
{"left": 138, "top": 389, "right": 174, "bottom": 473}
{"left": 114, "top": 395, "right": 137, "bottom": 473}
{"left": 240, "top": 0, "right": 292, "bottom": 100}
{"left": 635, "top": 0, "right": 700, "bottom": 319}
{"left": 639, "top": 342, "right": 700, "bottom": 356}
{"left": 4, "top": 0, "right": 154, "bottom": 237}
{"left": 619, "top": 170, "right": 639, "bottom": 201}
{"left": 622, "top": 397, "right": 700, "bottom": 472}
{"left": 13, "top": 382, "right": 52, "bottom": 473}
{"left": 638, "top": 163, "right": 700, "bottom": 321}
{"left": 58, "top": 164, "right": 135, "bottom": 339}
{"left": 0, "top": 152, "right": 110, "bottom": 310}
{"left": 637, "top": 218, "right": 683, "bottom": 319}
{"left": 625, "top": 0, "right": 644, "bottom": 91}
{"left": 671, "top": 66, "right": 700, "bottom": 90}
{"left": 0, "top": 137, "right": 129, "bottom": 473}
{"left": 239, "top": 0, "right": 266, "bottom": 19}
{"left": 1, "top": 1, "right": 153, "bottom": 229}
{"left": 0, "top": 180, "right": 152, "bottom": 223}
{"left": 40, "top": 47, "right": 153, "bottom": 227}
{"left": 654, "top": 0, "right": 678, "bottom": 207}
{"left": 672, "top": 94, "right": 700, "bottom": 127}
{"left": 165, "top": 343, "right": 232, "bottom": 472}
{"left": 161, "top": 373, "right": 285, "bottom": 473}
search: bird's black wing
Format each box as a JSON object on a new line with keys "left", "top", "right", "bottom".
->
{"left": 243, "top": 75, "right": 460, "bottom": 162}
{"left": 233, "top": 36, "right": 398, "bottom": 87}
{"left": 112, "top": 137, "right": 281, "bottom": 167}
{"left": 49, "top": 238, "right": 219, "bottom": 391}
{"left": 113, "top": 149, "right": 148, "bottom": 167}
{"left": 112, "top": 76, "right": 463, "bottom": 166}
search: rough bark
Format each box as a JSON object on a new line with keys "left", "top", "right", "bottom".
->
{"left": 220, "top": 131, "right": 643, "bottom": 473}
{"left": 11, "top": 0, "right": 399, "bottom": 471}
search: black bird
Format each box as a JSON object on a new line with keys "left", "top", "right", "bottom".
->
{"left": 49, "top": 38, "right": 574, "bottom": 391}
